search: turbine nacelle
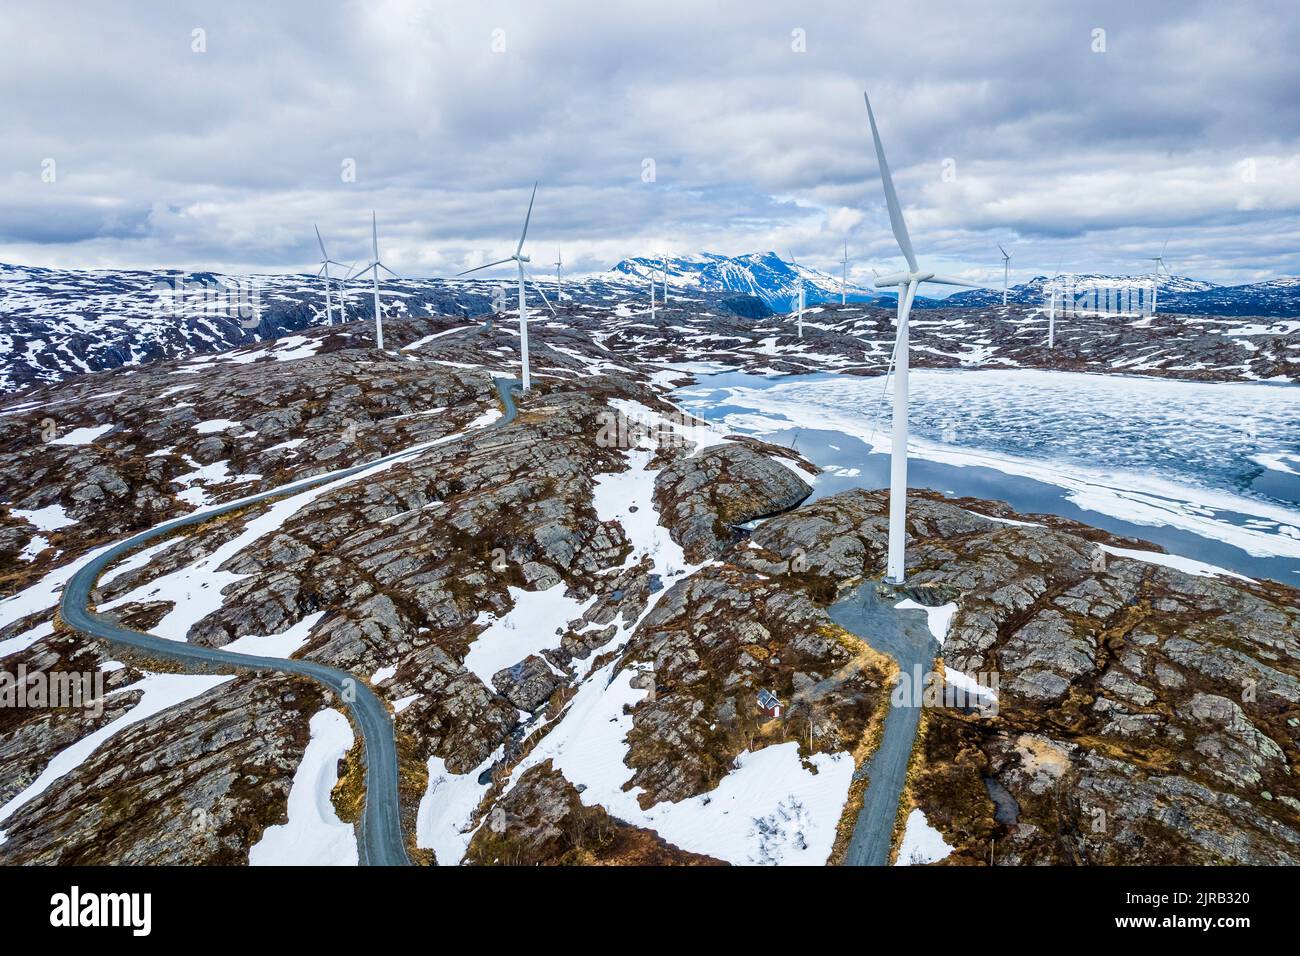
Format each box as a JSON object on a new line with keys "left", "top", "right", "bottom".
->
{"left": 873, "top": 269, "right": 978, "bottom": 289}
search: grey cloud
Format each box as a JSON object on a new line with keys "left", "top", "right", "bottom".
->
{"left": 0, "top": 0, "right": 1297, "bottom": 286}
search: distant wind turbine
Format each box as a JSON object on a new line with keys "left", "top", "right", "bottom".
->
{"left": 840, "top": 241, "right": 850, "bottom": 305}
{"left": 456, "top": 182, "right": 556, "bottom": 392}
{"left": 314, "top": 225, "right": 349, "bottom": 325}
{"left": 660, "top": 253, "right": 670, "bottom": 305}
{"left": 554, "top": 248, "right": 563, "bottom": 302}
{"left": 999, "top": 245, "right": 1011, "bottom": 306}
{"left": 345, "top": 213, "right": 398, "bottom": 349}
{"left": 863, "top": 91, "right": 980, "bottom": 584}
{"left": 786, "top": 249, "right": 805, "bottom": 338}
{"left": 1046, "top": 257, "right": 1063, "bottom": 349}
{"left": 1146, "top": 239, "right": 1171, "bottom": 314}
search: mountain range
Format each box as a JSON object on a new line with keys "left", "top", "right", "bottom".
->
{"left": 3, "top": 253, "right": 1299, "bottom": 393}
{"left": 610, "top": 252, "right": 1300, "bottom": 317}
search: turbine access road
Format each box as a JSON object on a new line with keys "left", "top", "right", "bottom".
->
{"left": 58, "top": 376, "right": 522, "bottom": 867}
{"left": 827, "top": 584, "right": 939, "bottom": 866}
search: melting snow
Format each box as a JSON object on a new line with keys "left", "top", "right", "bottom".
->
{"left": 248, "top": 708, "right": 357, "bottom": 866}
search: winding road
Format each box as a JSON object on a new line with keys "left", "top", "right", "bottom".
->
{"left": 828, "top": 583, "right": 938, "bottom": 866}
{"left": 58, "top": 376, "right": 521, "bottom": 867}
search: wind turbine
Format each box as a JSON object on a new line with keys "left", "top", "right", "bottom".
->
{"left": 314, "top": 225, "right": 349, "bottom": 325}
{"left": 840, "top": 241, "right": 850, "bottom": 305}
{"left": 1146, "top": 239, "right": 1170, "bottom": 314}
{"left": 660, "top": 253, "right": 670, "bottom": 305}
{"left": 786, "top": 249, "right": 805, "bottom": 338}
{"left": 999, "top": 245, "right": 1011, "bottom": 306}
{"left": 346, "top": 212, "right": 398, "bottom": 349}
{"left": 1046, "top": 257, "right": 1063, "bottom": 349}
{"left": 455, "top": 182, "right": 556, "bottom": 392}
{"left": 863, "top": 91, "right": 980, "bottom": 585}
{"left": 554, "top": 248, "right": 563, "bottom": 302}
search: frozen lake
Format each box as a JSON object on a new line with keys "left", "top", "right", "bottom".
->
{"left": 675, "top": 369, "right": 1300, "bottom": 584}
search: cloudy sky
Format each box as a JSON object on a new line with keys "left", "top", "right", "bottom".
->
{"left": 1, "top": 0, "right": 1297, "bottom": 287}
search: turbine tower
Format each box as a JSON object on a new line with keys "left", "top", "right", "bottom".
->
{"left": 787, "top": 249, "right": 805, "bottom": 338}
{"left": 314, "top": 225, "right": 349, "bottom": 325}
{"left": 554, "top": 249, "right": 563, "bottom": 302}
{"left": 346, "top": 213, "right": 398, "bottom": 349}
{"left": 1146, "top": 239, "right": 1170, "bottom": 314}
{"left": 864, "top": 91, "right": 980, "bottom": 584}
{"left": 840, "top": 241, "right": 850, "bottom": 305}
{"left": 999, "top": 245, "right": 1011, "bottom": 306}
{"left": 1046, "top": 258, "right": 1063, "bottom": 349}
{"left": 456, "top": 182, "right": 556, "bottom": 392}
{"left": 660, "top": 253, "right": 669, "bottom": 305}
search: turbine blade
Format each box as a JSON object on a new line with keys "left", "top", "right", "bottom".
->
{"left": 925, "top": 274, "right": 981, "bottom": 288}
{"left": 522, "top": 263, "right": 558, "bottom": 316}
{"left": 873, "top": 271, "right": 909, "bottom": 288}
{"left": 344, "top": 261, "right": 374, "bottom": 282}
{"left": 379, "top": 263, "right": 400, "bottom": 279}
{"left": 372, "top": 211, "right": 379, "bottom": 260}
{"left": 516, "top": 181, "right": 538, "bottom": 255}
{"left": 456, "top": 257, "right": 514, "bottom": 277}
{"left": 315, "top": 224, "right": 327, "bottom": 258}
{"left": 863, "top": 92, "right": 917, "bottom": 272}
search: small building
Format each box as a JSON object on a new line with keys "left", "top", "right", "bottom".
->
{"left": 757, "top": 689, "right": 782, "bottom": 719}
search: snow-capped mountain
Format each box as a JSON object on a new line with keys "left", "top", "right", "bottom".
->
{"left": 939, "top": 273, "right": 1300, "bottom": 316}
{"left": 0, "top": 262, "right": 770, "bottom": 393}
{"left": 610, "top": 251, "right": 881, "bottom": 311}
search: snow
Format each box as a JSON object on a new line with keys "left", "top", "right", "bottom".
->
{"left": 222, "top": 612, "right": 326, "bottom": 657}
{"left": 371, "top": 664, "right": 396, "bottom": 684}
{"left": 10, "top": 503, "right": 76, "bottom": 531}
{"left": 248, "top": 708, "right": 358, "bottom": 866}
{"left": 48, "top": 424, "right": 113, "bottom": 445}
{"left": 416, "top": 753, "right": 497, "bottom": 865}
{"left": 192, "top": 418, "right": 241, "bottom": 434}
{"left": 1100, "top": 544, "right": 1256, "bottom": 583}
{"left": 894, "top": 808, "right": 954, "bottom": 865}
{"left": 18, "top": 535, "right": 50, "bottom": 562}
{"left": 896, "top": 599, "right": 958, "bottom": 646}
{"left": 591, "top": 448, "right": 691, "bottom": 575}
{"left": 505, "top": 665, "right": 853, "bottom": 865}
{"left": 0, "top": 672, "right": 232, "bottom": 838}
{"left": 0, "top": 541, "right": 116, "bottom": 637}
{"left": 464, "top": 584, "right": 594, "bottom": 687}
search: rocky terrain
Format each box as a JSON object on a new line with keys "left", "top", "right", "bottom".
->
{"left": 733, "top": 490, "right": 1300, "bottom": 865}
{"left": 0, "top": 299, "right": 1296, "bottom": 866}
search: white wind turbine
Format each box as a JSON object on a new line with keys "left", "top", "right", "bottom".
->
{"left": 1146, "top": 239, "right": 1171, "bottom": 314}
{"left": 554, "top": 248, "right": 563, "bottom": 302}
{"left": 456, "top": 182, "right": 556, "bottom": 392}
{"left": 863, "top": 91, "right": 980, "bottom": 584}
{"left": 1046, "top": 257, "right": 1063, "bottom": 349}
{"left": 660, "top": 253, "right": 670, "bottom": 304}
{"left": 786, "top": 249, "right": 805, "bottom": 338}
{"left": 999, "top": 244, "right": 1011, "bottom": 306}
{"left": 346, "top": 212, "right": 398, "bottom": 349}
{"left": 314, "top": 225, "right": 349, "bottom": 325}
{"left": 840, "top": 240, "right": 850, "bottom": 305}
